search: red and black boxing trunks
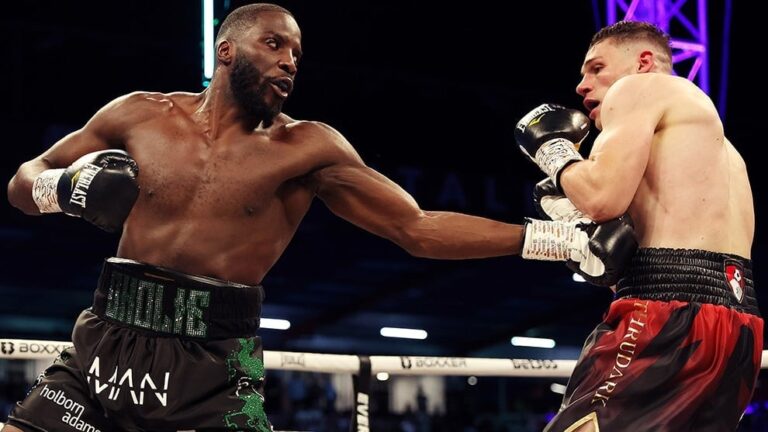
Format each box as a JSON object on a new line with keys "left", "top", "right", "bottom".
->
{"left": 545, "top": 248, "right": 763, "bottom": 432}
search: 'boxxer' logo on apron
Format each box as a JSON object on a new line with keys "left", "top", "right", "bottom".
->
{"left": 724, "top": 259, "right": 746, "bottom": 303}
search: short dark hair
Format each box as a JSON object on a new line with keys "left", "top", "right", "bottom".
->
{"left": 591, "top": 20, "right": 672, "bottom": 63}
{"left": 216, "top": 3, "right": 293, "bottom": 43}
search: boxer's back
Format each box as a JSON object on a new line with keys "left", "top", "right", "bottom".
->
{"left": 627, "top": 75, "right": 754, "bottom": 257}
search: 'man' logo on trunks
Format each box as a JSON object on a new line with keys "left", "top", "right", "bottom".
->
{"left": 724, "top": 260, "right": 746, "bottom": 304}
{"left": 87, "top": 356, "right": 170, "bottom": 407}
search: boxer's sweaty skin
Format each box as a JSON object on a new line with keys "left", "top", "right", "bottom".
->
{"left": 565, "top": 39, "right": 753, "bottom": 258}
{"left": 7, "top": 10, "right": 525, "bottom": 286}
{"left": 550, "top": 30, "right": 759, "bottom": 432}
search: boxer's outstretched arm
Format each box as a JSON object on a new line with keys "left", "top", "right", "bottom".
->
{"left": 317, "top": 163, "right": 524, "bottom": 259}
{"left": 7, "top": 93, "right": 140, "bottom": 214}
{"left": 560, "top": 75, "right": 659, "bottom": 221}
{"left": 312, "top": 126, "right": 524, "bottom": 259}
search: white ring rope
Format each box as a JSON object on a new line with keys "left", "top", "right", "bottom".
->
{"left": 4, "top": 338, "right": 768, "bottom": 378}
{"left": 0, "top": 338, "right": 576, "bottom": 377}
{"left": 268, "top": 352, "right": 578, "bottom": 377}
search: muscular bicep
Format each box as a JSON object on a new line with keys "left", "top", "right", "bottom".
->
{"left": 37, "top": 96, "right": 134, "bottom": 168}
{"left": 7, "top": 94, "right": 135, "bottom": 213}
{"left": 306, "top": 122, "right": 424, "bottom": 242}
{"left": 560, "top": 77, "right": 658, "bottom": 220}
{"left": 308, "top": 124, "right": 522, "bottom": 259}
{"left": 315, "top": 162, "right": 423, "bottom": 242}
{"left": 37, "top": 127, "right": 112, "bottom": 168}
{"left": 588, "top": 115, "right": 653, "bottom": 204}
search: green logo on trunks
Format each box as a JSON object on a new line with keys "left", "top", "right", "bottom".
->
{"left": 223, "top": 338, "right": 271, "bottom": 431}
{"left": 104, "top": 272, "right": 210, "bottom": 337}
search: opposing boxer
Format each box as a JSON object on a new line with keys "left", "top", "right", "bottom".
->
{"left": 517, "top": 21, "right": 762, "bottom": 432}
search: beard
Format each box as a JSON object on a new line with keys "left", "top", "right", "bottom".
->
{"left": 229, "top": 52, "right": 282, "bottom": 124}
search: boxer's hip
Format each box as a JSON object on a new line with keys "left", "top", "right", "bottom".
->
{"left": 616, "top": 247, "right": 760, "bottom": 316}
{"left": 91, "top": 257, "right": 265, "bottom": 338}
{"left": 70, "top": 258, "right": 271, "bottom": 429}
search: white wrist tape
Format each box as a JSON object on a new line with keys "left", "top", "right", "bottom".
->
{"left": 32, "top": 169, "right": 65, "bottom": 213}
{"left": 522, "top": 219, "right": 574, "bottom": 261}
{"left": 535, "top": 138, "right": 583, "bottom": 182}
{"left": 539, "top": 195, "right": 586, "bottom": 223}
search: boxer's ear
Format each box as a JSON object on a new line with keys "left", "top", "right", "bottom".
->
{"left": 638, "top": 50, "right": 654, "bottom": 73}
{"left": 217, "top": 40, "right": 234, "bottom": 66}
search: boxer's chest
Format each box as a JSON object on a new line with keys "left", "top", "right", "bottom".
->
{"left": 124, "top": 117, "right": 316, "bottom": 215}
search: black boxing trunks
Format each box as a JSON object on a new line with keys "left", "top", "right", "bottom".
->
{"left": 545, "top": 248, "right": 763, "bottom": 432}
{"left": 7, "top": 257, "right": 273, "bottom": 432}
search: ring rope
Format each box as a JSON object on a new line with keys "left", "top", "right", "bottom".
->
{"left": 4, "top": 338, "right": 768, "bottom": 377}
{"left": 0, "top": 338, "right": 572, "bottom": 377}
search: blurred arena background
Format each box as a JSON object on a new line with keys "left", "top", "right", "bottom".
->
{"left": 0, "top": 1, "right": 763, "bottom": 430}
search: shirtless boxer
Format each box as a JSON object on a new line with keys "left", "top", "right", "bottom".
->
{"left": 517, "top": 20, "right": 762, "bottom": 432}
{"left": 4, "top": 4, "right": 635, "bottom": 431}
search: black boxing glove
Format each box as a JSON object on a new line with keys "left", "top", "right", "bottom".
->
{"left": 565, "top": 215, "right": 638, "bottom": 286}
{"left": 533, "top": 178, "right": 584, "bottom": 222}
{"left": 516, "top": 104, "right": 589, "bottom": 189}
{"left": 32, "top": 150, "right": 139, "bottom": 232}
{"left": 529, "top": 179, "right": 638, "bottom": 285}
{"left": 522, "top": 215, "right": 637, "bottom": 287}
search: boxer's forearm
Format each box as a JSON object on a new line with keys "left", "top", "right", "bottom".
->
{"left": 396, "top": 211, "right": 524, "bottom": 259}
{"left": 559, "top": 159, "right": 636, "bottom": 222}
{"left": 558, "top": 95, "right": 653, "bottom": 221}
{"left": 7, "top": 159, "right": 52, "bottom": 215}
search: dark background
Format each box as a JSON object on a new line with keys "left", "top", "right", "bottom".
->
{"left": 0, "top": 0, "right": 762, "bottom": 360}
